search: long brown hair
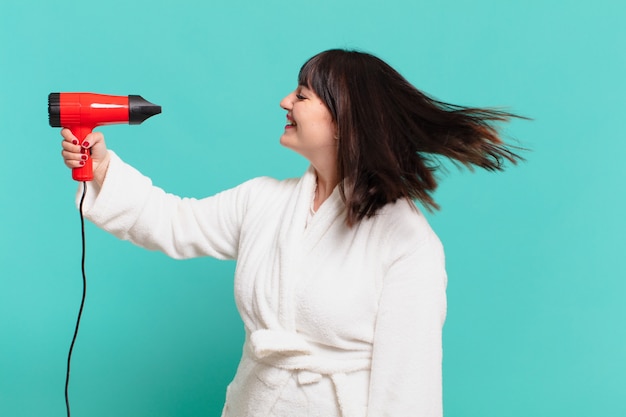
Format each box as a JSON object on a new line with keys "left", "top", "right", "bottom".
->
{"left": 298, "top": 49, "right": 524, "bottom": 226}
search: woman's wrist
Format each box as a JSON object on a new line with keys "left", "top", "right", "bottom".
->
{"left": 92, "top": 151, "right": 111, "bottom": 187}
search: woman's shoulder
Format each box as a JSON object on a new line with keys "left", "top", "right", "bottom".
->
{"left": 374, "top": 198, "right": 434, "bottom": 230}
{"left": 220, "top": 174, "right": 303, "bottom": 214}
{"left": 237, "top": 165, "right": 315, "bottom": 194}
{"left": 234, "top": 175, "right": 301, "bottom": 196}
{"left": 369, "top": 198, "right": 443, "bottom": 252}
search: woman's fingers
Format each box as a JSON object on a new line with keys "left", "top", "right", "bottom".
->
{"left": 61, "top": 133, "right": 84, "bottom": 168}
{"left": 60, "top": 128, "right": 110, "bottom": 184}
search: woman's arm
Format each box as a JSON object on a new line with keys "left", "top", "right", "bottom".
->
{"left": 368, "top": 232, "right": 447, "bottom": 416}
{"left": 79, "top": 150, "right": 255, "bottom": 260}
{"left": 61, "top": 129, "right": 256, "bottom": 260}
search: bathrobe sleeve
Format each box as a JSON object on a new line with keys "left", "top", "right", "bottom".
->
{"left": 78, "top": 150, "right": 257, "bottom": 260}
{"left": 367, "top": 227, "right": 447, "bottom": 417}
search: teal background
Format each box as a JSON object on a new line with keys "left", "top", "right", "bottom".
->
{"left": 1, "top": 0, "right": 625, "bottom": 416}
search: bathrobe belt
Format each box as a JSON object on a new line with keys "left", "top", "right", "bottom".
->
{"left": 249, "top": 329, "right": 371, "bottom": 417}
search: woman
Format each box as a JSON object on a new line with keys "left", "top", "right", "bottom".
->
{"left": 61, "top": 49, "right": 521, "bottom": 417}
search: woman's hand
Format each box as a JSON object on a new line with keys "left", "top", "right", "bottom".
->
{"left": 61, "top": 128, "right": 111, "bottom": 186}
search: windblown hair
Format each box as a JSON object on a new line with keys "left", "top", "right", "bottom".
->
{"left": 298, "top": 49, "right": 523, "bottom": 226}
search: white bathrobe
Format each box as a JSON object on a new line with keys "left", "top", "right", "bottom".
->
{"left": 79, "top": 151, "right": 447, "bottom": 417}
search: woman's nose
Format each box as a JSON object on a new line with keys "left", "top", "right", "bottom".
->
{"left": 279, "top": 91, "right": 295, "bottom": 110}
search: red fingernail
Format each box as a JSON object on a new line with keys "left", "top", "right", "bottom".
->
{"left": 79, "top": 160, "right": 85, "bottom": 166}
{"left": 81, "top": 154, "right": 88, "bottom": 160}
{"left": 82, "top": 141, "right": 90, "bottom": 148}
{"left": 72, "top": 140, "right": 78, "bottom": 145}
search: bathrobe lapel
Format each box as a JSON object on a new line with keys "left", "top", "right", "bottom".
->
{"left": 249, "top": 166, "right": 346, "bottom": 345}
{"left": 274, "top": 166, "right": 316, "bottom": 331}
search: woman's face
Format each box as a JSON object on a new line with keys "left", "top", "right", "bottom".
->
{"left": 279, "top": 85, "right": 337, "bottom": 167}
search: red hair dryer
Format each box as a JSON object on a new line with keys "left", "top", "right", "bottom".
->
{"left": 48, "top": 93, "right": 162, "bottom": 181}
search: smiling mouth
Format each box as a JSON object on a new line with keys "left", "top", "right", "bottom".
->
{"left": 286, "top": 115, "right": 297, "bottom": 126}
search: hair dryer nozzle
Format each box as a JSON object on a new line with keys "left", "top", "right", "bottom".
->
{"left": 129, "top": 95, "right": 162, "bottom": 125}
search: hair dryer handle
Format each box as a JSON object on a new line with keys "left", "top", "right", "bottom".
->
{"left": 69, "top": 126, "right": 94, "bottom": 182}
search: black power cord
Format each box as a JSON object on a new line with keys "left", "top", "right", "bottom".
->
{"left": 65, "top": 182, "right": 88, "bottom": 417}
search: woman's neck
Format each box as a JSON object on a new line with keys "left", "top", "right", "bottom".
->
{"left": 313, "top": 169, "right": 338, "bottom": 212}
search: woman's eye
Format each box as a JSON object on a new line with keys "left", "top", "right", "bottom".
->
{"left": 296, "top": 94, "right": 306, "bottom": 100}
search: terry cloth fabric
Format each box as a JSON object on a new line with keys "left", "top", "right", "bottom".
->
{"left": 78, "top": 150, "right": 448, "bottom": 417}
